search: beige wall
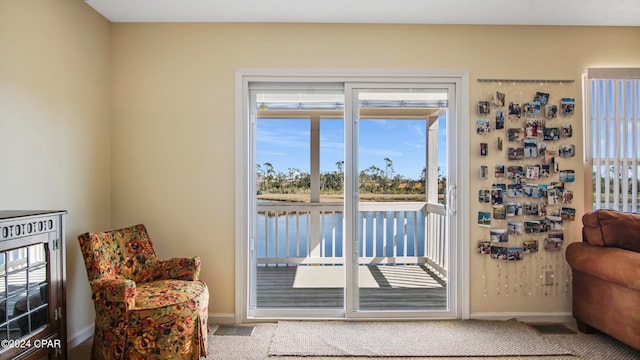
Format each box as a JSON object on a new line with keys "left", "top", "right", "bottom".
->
{"left": 0, "top": 0, "right": 111, "bottom": 342}
{"left": 110, "top": 23, "right": 640, "bottom": 318}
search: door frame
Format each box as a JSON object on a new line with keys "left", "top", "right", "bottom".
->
{"left": 235, "top": 69, "right": 470, "bottom": 323}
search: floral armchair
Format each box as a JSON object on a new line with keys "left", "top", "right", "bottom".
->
{"left": 78, "top": 224, "right": 209, "bottom": 359}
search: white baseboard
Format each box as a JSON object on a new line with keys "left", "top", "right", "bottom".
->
{"left": 470, "top": 312, "right": 575, "bottom": 323}
{"left": 68, "top": 323, "right": 94, "bottom": 348}
{"left": 209, "top": 313, "right": 236, "bottom": 325}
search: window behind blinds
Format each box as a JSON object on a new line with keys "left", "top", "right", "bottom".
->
{"left": 584, "top": 69, "right": 640, "bottom": 213}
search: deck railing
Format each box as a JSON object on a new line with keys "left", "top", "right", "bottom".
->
{"left": 256, "top": 201, "right": 447, "bottom": 275}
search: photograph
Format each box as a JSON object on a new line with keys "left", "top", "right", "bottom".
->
{"left": 559, "top": 169, "right": 575, "bottom": 182}
{"left": 540, "top": 165, "right": 550, "bottom": 177}
{"left": 534, "top": 92, "right": 550, "bottom": 105}
{"left": 559, "top": 144, "right": 575, "bottom": 158}
{"left": 495, "top": 164, "right": 505, "bottom": 178}
{"left": 493, "top": 91, "right": 506, "bottom": 107}
{"left": 495, "top": 110, "right": 505, "bottom": 129}
{"left": 545, "top": 104, "right": 558, "bottom": 119}
{"left": 508, "top": 128, "right": 524, "bottom": 142}
{"left": 546, "top": 215, "right": 563, "bottom": 231}
{"left": 524, "top": 220, "right": 542, "bottom": 233}
{"left": 508, "top": 221, "right": 524, "bottom": 235}
{"left": 508, "top": 147, "right": 525, "bottom": 161}
{"left": 524, "top": 202, "right": 541, "bottom": 216}
{"left": 506, "top": 166, "right": 524, "bottom": 181}
{"left": 490, "top": 228, "right": 509, "bottom": 243}
{"left": 544, "top": 233, "right": 564, "bottom": 251}
{"left": 561, "top": 97, "right": 575, "bottom": 116}
{"left": 525, "top": 118, "right": 545, "bottom": 138}
{"left": 477, "top": 240, "right": 492, "bottom": 254}
{"left": 478, "top": 211, "right": 492, "bottom": 226}
{"left": 508, "top": 102, "right": 522, "bottom": 120}
{"left": 497, "top": 137, "right": 503, "bottom": 151}
{"left": 490, "top": 246, "right": 508, "bottom": 260}
{"left": 481, "top": 165, "right": 489, "bottom": 179}
{"left": 524, "top": 139, "right": 538, "bottom": 158}
{"left": 505, "top": 201, "right": 522, "bottom": 216}
{"left": 561, "top": 207, "right": 576, "bottom": 221}
{"left": 562, "top": 124, "right": 573, "bottom": 138}
{"left": 476, "top": 119, "right": 491, "bottom": 135}
{"left": 479, "top": 189, "right": 491, "bottom": 203}
{"left": 548, "top": 188, "right": 559, "bottom": 205}
{"left": 507, "top": 183, "right": 523, "bottom": 198}
{"left": 507, "top": 247, "right": 524, "bottom": 261}
{"left": 523, "top": 240, "right": 539, "bottom": 253}
{"left": 481, "top": 142, "right": 489, "bottom": 156}
{"left": 562, "top": 190, "right": 573, "bottom": 204}
{"left": 478, "top": 101, "right": 491, "bottom": 115}
{"left": 526, "top": 165, "right": 540, "bottom": 180}
{"left": 523, "top": 101, "right": 541, "bottom": 116}
{"left": 493, "top": 204, "right": 507, "bottom": 220}
{"left": 543, "top": 127, "right": 560, "bottom": 140}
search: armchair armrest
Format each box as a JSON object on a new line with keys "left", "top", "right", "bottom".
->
{"left": 89, "top": 279, "right": 137, "bottom": 310}
{"left": 148, "top": 256, "right": 201, "bottom": 281}
{"left": 566, "top": 242, "right": 640, "bottom": 291}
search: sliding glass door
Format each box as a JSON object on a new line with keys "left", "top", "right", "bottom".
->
{"left": 243, "top": 76, "right": 461, "bottom": 320}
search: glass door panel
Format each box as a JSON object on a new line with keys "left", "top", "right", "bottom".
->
{"left": 351, "top": 88, "right": 450, "bottom": 314}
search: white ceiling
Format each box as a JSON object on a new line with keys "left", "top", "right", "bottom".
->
{"left": 86, "top": 0, "right": 640, "bottom": 26}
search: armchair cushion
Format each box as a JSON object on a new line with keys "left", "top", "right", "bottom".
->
{"left": 582, "top": 209, "right": 640, "bottom": 252}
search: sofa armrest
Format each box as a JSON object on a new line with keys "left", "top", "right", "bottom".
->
{"left": 150, "top": 256, "right": 201, "bottom": 281}
{"left": 566, "top": 242, "right": 640, "bottom": 292}
{"left": 90, "top": 279, "right": 137, "bottom": 310}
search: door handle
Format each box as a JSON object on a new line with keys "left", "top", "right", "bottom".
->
{"left": 447, "top": 185, "right": 457, "bottom": 215}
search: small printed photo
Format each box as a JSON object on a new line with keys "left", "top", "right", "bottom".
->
{"left": 490, "top": 246, "right": 508, "bottom": 260}
{"left": 480, "top": 165, "right": 489, "bottom": 179}
{"left": 525, "top": 118, "right": 545, "bottom": 138}
{"left": 508, "top": 221, "right": 524, "bottom": 235}
{"left": 534, "top": 92, "right": 550, "bottom": 105}
{"left": 507, "top": 165, "right": 524, "bottom": 181}
{"left": 543, "top": 127, "right": 560, "bottom": 140}
{"left": 493, "top": 183, "right": 507, "bottom": 192}
{"left": 561, "top": 207, "right": 576, "bottom": 221}
{"left": 477, "top": 240, "right": 492, "bottom": 254}
{"left": 493, "top": 204, "right": 507, "bottom": 220}
{"left": 562, "top": 190, "right": 573, "bottom": 204}
{"left": 497, "top": 137, "right": 503, "bottom": 151}
{"left": 538, "top": 141, "right": 547, "bottom": 156}
{"left": 505, "top": 201, "right": 522, "bottom": 216}
{"left": 523, "top": 101, "right": 542, "bottom": 116}
{"left": 544, "top": 233, "right": 564, "bottom": 251}
{"left": 524, "top": 220, "right": 543, "bottom": 233}
{"left": 523, "top": 239, "right": 539, "bottom": 253}
{"left": 490, "top": 228, "right": 509, "bottom": 243}
{"left": 550, "top": 181, "right": 565, "bottom": 193}
{"left": 561, "top": 98, "right": 575, "bottom": 116}
{"left": 562, "top": 124, "right": 573, "bottom": 138}
{"left": 545, "top": 104, "right": 558, "bottom": 119}
{"left": 507, "top": 247, "right": 524, "bottom": 261}
{"left": 508, "top": 147, "right": 525, "bottom": 160}
{"left": 480, "top": 143, "right": 489, "bottom": 156}
{"left": 476, "top": 119, "right": 491, "bottom": 135}
{"left": 508, "top": 128, "right": 524, "bottom": 142}
{"left": 535, "top": 184, "right": 548, "bottom": 199}
{"left": 479, "top": 189, "right": 491, "bottom": 203}
{"left": 493, "top": 91, "right": 506, "bottom": 107}
{"left": 524, "top": 202, "right": 540, "bottom": 216}
{"left": 495, "top": 164, "right": 505, "bottom": 178}
{"left": 548, "top": 188, "right": 559, "bottom": 205}
{"left": 526, "top": 165, "right": 540, "bottom": 180}
{"left": 478, "top": 101, "right": 491, "bottom": 116}
{"left": 559, "top": 144, "right": 575, "bottom": 158}
{"left": 559, "top": 169, "right": 575, "bottom": 182}
{"left": 495, "top": 110, "right": 505, "bottom": 129}
{"left": 546, "top": 215, "right": 563, "bottom": 231}
{"left": 540, "top": 165, "right": 550, "bottom": 177}
{"left": 524, "top": 139, "right": 538, "bottom": 158}
{"left": 507, "top": 183, "right": 523, "bottom": 198}
{"left": 508, "top": 102, "right": 522, "bottom": 120}
{"left": 478, "top": 211, "right": 492, "bottom": 226}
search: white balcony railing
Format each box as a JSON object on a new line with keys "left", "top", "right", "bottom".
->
{"left": 256, "top": 201, "right": 447, "bottom": 276}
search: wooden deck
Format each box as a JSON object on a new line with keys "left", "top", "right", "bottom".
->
{"left": 256, "top": 264, "right": 447, "bottom": 310}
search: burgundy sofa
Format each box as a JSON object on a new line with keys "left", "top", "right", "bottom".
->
{"left": 565, "top": 209, "right": 640, "bottom": 350}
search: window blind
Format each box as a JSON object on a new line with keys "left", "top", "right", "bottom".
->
{"left": 585, "top": 68, "right": 640, "bottom": 213}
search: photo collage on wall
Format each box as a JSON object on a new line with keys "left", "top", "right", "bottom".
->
{"left": 476, "top": 86, "right": 576, "bottom": 261}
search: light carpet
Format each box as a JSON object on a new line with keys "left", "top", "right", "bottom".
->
{"left": 268, "top": 319, "right": 573, "bottom": 357}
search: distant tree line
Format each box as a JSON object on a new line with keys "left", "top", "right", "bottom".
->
{"left": 257, "top": 158, "right": 446, "bottom": 195}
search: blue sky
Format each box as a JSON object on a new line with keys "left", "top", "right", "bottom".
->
{"left": 257, "top": 115, "right": 447, "bottom": 180}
